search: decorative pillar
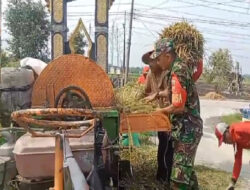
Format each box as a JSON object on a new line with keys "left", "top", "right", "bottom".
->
{"left": 51, "top": 0, "right": 68, "bottom": 59}
{"left": 95, "top": 0, "right": 109, "bottom": 72}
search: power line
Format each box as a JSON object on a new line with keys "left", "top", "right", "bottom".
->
{"left": 196, "top": 0, "right": 250, "bottom": 11}
{"left": 136, "top": 7, "right": 250, "bottom": 26}
{"left": 136, "top": 19, "right": 158, "bottom": 38}
{"left": 205, "top": 37, "right": 250, "bottom": 45}
{"left": 125, "top": 0, "right": 135, "bottom": 83}
{"left": 134, "top": 12, "right": 250, "bottom": 28}
{"left": 179, "top": 0, "right": 250, "bottom": 15}
{"left": 139, "top": 0, "right": 170, "bottom": 11}
{"left": 113, "top": 0, "right": 122, "bottom": 23}
{"left": 132, "top": 25, "right": 250, "bottom": 42}
{"left": 67, "top": 3, "right": 131, "bottom": 7}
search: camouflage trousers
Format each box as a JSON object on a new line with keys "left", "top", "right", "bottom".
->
{"left": 170, "top": 117, "right": 203, "bottom": 190}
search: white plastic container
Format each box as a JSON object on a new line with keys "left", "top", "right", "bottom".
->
{"left": 1, "top": 67, "right": 34, "bottom": 89}
{"left": 13, "top": 132, "right": 110, "bottom": 179}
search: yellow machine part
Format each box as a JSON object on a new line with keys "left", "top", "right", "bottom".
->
{"left": 32, "top": 54, "right": 115, "bottom": 108}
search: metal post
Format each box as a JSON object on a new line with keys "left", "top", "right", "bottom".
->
{"left": 95, "top": 0, "right": 109, "bottom": 72}
{"left": 122, "top": 11, "right": 126, "bottom": 85}
{"left": 0, "top": 0, "right": 2, "bottom": 82}
{"left": 125, "top": 0, "right": 135, "bottom": 83}
{"left": 116, "top": 26, "right": 119, "bottom": 67}
{"left": 54, "top": 134, "right": 64, "bottom": 190}
{"left": 236, "top": 62, "right": 240, "bottom": 93}
{"left": 111, "top": 22, "right": 114, "bottom": 66}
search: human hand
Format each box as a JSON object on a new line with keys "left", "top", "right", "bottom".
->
{"left": 144, "top": 93, "right": 158, "bottom": 102}
{"left": 226, "top": 179, "right": 236, "bottom": 190}
{"left": 158, "top": 90, "right": 168, "bottom": 97}
{"left": 226, "top": 184, "right": 234, "bottom": 190}
{"left": 153, "top": 108, "right": 163, "bottom": 114}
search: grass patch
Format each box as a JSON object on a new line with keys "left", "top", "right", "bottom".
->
{"left": 120, "top": 146, "right": 243, "bottom": 190}
{"left": 196, "top": 165, "right": 232, "bottom": 190}
{"left": 221, "top": 113, "right": 242, "bottom": 125}
{"left": 0, "top": 136, "right": 6, "bottom": 145}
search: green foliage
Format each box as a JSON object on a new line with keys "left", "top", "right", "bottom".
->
{"left": 204, "top": 49, "right": 233, "bottom": 92}
{"left": 0, "top": 51, "right": 20, "bottom": 67}
{"left": 5, "top": 0, "right": 50, "bottom": 61}
{"left": 72, "top": 32, "right": 87, "bottom": 55}
{"left": 130, "top": 67, "right": 142, "bottom": 74}
{"left": 0, "top": 137, "right": 6, "bottom": 146}
{"left": 0, "top": 51, "right": 10, "bottom": 67}
{"left": 243, "top": 75, "right": 250, "bottom": 85}
{"left": 222, "top": 113, "right": 242, "bottom": 125}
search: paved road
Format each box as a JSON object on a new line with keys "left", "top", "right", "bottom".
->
{"left": 196, "top": 99, "right": 250, "bottom": 188}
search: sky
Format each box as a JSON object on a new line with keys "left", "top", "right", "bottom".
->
{"left": 2, "top": 0, "right": 250, "bottom": 74}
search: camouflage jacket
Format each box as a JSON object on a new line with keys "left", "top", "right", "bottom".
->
{"left": 166, "top": 57, "right": 202, "bottom": 126}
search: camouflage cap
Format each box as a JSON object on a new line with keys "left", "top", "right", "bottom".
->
{"left": 150, "top": 38, "right": 174, "bottom": 59}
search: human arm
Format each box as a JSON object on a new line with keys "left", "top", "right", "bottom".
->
{"left": 232, "top": 145, "right": 243, "bottom": 183}
{"left": 226, "top": 145, "right": 243, "bottom": 190}
{"left": 144, "top": 73, "right": 152, "bottom": 95}
{"left": 192, "top": 59, "right": 203, "bottom": 82}
{"left": 155, "top": 72, "right": 187, "bottom": 115}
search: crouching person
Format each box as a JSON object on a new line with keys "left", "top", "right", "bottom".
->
{"left": 215, "top": 122, "right": 250, "bottom": 190}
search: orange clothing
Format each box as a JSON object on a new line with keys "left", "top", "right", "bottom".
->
{"left": 143, "top": 66, "right": 150, "bottom": 74}
{"left": 138, "top": 66, "right": 150, "bottom": 84}
{"left": 171, "top": 73, "right": 187, "bottom": 108}
{"left": 138, "top": 75, "right": 147, "bottom": 84}
{"left": 229, "top": 122, "right": 250, "bottom": 181}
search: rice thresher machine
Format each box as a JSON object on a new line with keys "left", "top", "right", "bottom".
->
{"left": 0, "top": 54, "right": 170, "bottom": 190}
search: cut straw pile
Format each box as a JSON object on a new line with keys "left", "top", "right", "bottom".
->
{"left": 120, "top": 146, "right": 167, "bottom": 189}
{"left": 160, "top": 21, "right": 204, "bottom": 67}
{"left": 120, "top": 146, "right": 243, "bottom": 190}
{"left": 204, "top": 92, "right": 225, "bottom": 100}
{"left": 115, "top": 82, "right": 158, "bottom": 113}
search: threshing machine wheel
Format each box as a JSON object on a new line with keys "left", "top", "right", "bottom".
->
{"left": 54, "top": 85, "right": 92, "bottom": 109}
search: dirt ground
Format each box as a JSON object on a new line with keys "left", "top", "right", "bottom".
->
{"left": 197, "top": 81, "right": 250, "bottom": 100}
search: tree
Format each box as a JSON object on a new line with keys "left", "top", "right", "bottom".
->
{"left": 204, "top": 48, "right": 233, "bottom": 93}
{"left": 0, "top": 51, "right": 19, "bottom": 67}
{"left": 0, "top": 51, "right": 10, "bottom": 67}
{"left": 5, "top": 0, "right": 50, "bottom": 61}
{"left": 72, "top": 32, "right": 87, "bottom": 55}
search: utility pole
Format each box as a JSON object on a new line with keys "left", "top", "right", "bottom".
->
{"left": 125, "top": 0, "right": 135, "bottom": 83}
{"left": 236, "top": 61, "right": 240, "bottom": 94}
{"left": 116, "top": 26, "right": 120, "bottom": 67}
{"left": 89, "top": 23, "right": 92, "bottom": 38}
{"left": 111, "top": 22, "right": 114, "bottom": 66}
{"left": 0, "top": 0, "right": 1, "bottom": 56}
{"left": 122, "top": 11, "right": 126, "bottom": 85}
{"left": 0, "top": 0, "right": 2, "bottom": 83}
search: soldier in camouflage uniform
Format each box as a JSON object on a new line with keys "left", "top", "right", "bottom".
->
{"left": 150, "top": 38, "right": 203, "bottom": 190}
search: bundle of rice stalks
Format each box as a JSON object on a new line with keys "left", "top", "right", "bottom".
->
{"left": 160, "top": 21, "right": 204, "bottom": 67}
{"left": 115, "top": 82, "right": 158, "bottom": 113}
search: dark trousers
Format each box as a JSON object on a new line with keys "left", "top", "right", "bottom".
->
{"left": 156, "top": 132, "right": 174, "bottom": 183}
